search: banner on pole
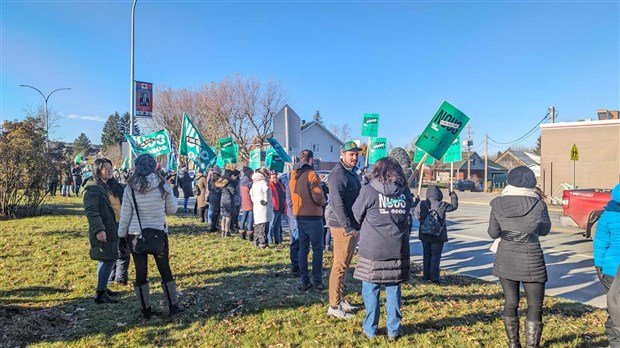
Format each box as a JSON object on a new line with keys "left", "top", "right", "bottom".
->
{"left": 129, "top": 129, "right": 171, "bottom": 157}
{"left": 135, "top": 81, "right": 153, "bottom": 118}
{"left": 179, "top": 114, "right": 216, "bottom": 171}
{"left": 218, "top": 137, "right": 238, "bottom": 163}
{"left": 266, "top": 138, "right": 292, "bottom": 162}
{"left": 121, "top": 156, "right": 130, "bottom": 170}
{"left": 361, "top": 114, "right": 379, "bottom": 137}
{"left": 167, "top": 134, "right": 178, "bottom": 172}
{"left": 249, "top": 148, "right": 261, "bottom": 170}
{"left": 125, "top": 134, "right": 147, "bottom": 156}
{"left": 368, "top": 137, "right": 387, "bottom": 164}
{"left": 415, "top": 101, "right": 470, "bottom": 160}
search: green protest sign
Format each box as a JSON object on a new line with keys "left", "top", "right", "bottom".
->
{"left": 415, "top": 101, "right": 470, "bottom": 160}
{"left": 265, "top": 154, "right": 285, "bottom": 173}
{"left": 414, "top": 147, "right": 434, "bottom": 165}
{"left": 442, "top": 136, "right": 462, "bottom": 163}
{"left": 249, "top": 148, "right": 261, "bottom": 170}
{"left": 266, "top": 138, "right": 292, "bottom": 162}
{"left": 361, "top": 114, "right": 379, "bottom": 137}
{"left": 218, "top": 137, "right": 237, "bottom": 162}
{"left": 179, "top": 114, "right": 217, "bottom": 171}
{"left": 130, "top": 129, "right": 171, "bottom": 157}
{"left": 368, "top": 137, "right": 387, "bottom": 164}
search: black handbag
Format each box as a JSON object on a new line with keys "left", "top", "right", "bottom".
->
{"left": 131, "top": 189, "right": 167, "bottom": 255}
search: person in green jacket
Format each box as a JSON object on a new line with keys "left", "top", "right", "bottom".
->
{"left": 83, "top": 158, "right": 126, "bottom": 304}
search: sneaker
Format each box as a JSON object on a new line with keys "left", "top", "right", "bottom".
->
{"left": 298, "top": 283, "right": 313, "bottom": 292}
{"left": 363, "top": 331, "right": 376, "bottom": 339}
{"left": 327, "top": 305, "right": 354, "bottom": 320}
{"left": 340, "top": 299, "right": 357, "bottom": 312}
{"left": 388, "top": 330, "right": 403, "bottom": 341}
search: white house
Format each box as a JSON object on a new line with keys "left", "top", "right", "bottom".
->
{"left": 290, "top": 121, "right": 344, "bottom": 170}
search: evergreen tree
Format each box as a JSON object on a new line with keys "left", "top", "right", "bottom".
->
{"left": 101, "top": 112, "right": 123, "bottom": 151}
{"left": 73, "top": 133, "right": 92, "bottom": 157}
{"left": 389, "top": 147, "right": 413, "bottom": 178}
{"left": 119, "top": 112, "right": 141, "bottom": 136}
{"left": 533, "top": 135, "right": 541, "bottom": 155}
{"left": 312, "top": 110, "right": 324, "bottom": 125}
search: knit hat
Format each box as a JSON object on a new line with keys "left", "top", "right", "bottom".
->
{"left": 134, "top": 154, "right": 157, "bottom": 176}
{"left": 507, "top": 166, "right": 536, "bottom": 188}
{"left": 252, "top": 172, "right": 265, "bottom": 181}
{"left": 211, "top": 165, "right": 222, "bottom": 176}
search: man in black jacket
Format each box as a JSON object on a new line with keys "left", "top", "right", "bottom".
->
{"left": 325, "top": 141, "right": 362, "bottom": 320}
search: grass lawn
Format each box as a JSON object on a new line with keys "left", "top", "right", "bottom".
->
{"left": 0, "top": 197, "right": 609, "bottom": 347}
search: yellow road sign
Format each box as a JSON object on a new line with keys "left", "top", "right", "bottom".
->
{"left": 570, "top": 144, "right": 579, "bottom": 161}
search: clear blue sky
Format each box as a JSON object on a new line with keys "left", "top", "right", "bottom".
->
{"left": 2, "top": 0, "right": 619, "bottom": 153}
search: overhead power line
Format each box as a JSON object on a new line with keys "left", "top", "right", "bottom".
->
{"left": 488, "top": 110, "right": 550, "bottom": 145}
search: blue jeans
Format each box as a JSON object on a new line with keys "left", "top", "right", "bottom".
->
{"left": 240, "top": 209, "right": 254, "bottom": 231}
{"left": 296, "top": 218, "right": 324, "bottom": 285}
{"left": 97, "top": 260, "right": 115, "bottom": 291}
{"left": 362, "top": 281, "right": 402, "bottom": 338}
{"left": 268, "top": 211, "right": 284, "bottom": 244}
{"left": 422, "top": 241, "right": 444, "bottom": 281}
{"left": 289, "top": 226, "right": 299, "bottom": 273}
{"left": 183, "top": 197, "right": 189, "bottom": 211}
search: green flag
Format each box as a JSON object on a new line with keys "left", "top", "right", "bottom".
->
{"left": 125, "top": 134, "right": 147, "bottom": 155}
{"left": 129, "top": 129, "right": 171, "bottom": 157}
{"left": 249, "top": 148, "right": 261, "bottom": 170}
{"left": 74, "top": 153, "right": 82, "bottom": 164}
{"left": 179, "top": 114, "right": 217, "bottom": 171}
{"left": 368, "top": 137, "right": 387, "bottom": 164}
{"left": 121, "top": 156, "right": 130, "bottom": 170}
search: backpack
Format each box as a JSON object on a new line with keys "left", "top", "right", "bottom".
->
{"left": 420, "top": 202, "right": 443, "bottom": 236}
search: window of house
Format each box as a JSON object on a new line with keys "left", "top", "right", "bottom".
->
{"left": 330, "top": 145, "right": 333, "bottom": 153}
{"left": 313, "top": 144, "right": 320, "bottom": 153}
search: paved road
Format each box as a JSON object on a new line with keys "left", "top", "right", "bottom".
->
{"left": 410, "top": 190, "right": 605, "bottom": 308}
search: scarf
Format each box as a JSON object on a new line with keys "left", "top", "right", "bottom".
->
{"left": 501, "top": 184, "right": 539, "bottom": 198}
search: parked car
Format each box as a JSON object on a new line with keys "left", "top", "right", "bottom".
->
{"left": 560, "top": 188, "right": 611, "bottom": 238}
{"left": 454, "top": 179, "right": 477, "bottom": 192}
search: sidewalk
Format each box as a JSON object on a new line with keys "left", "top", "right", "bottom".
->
{"left": 420, "top": 188, "right": 564, "bottom": 212}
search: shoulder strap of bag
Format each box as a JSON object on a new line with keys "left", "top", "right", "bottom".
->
{"left": 130, "top": 188, "right": 143, "bottom": 233}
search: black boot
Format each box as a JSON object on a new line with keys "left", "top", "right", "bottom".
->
{"left": 247, "top": 231, "right": 254, "bottom": 242}
{"left": 95, "top": 290, "right": 119, "bottom": 304}
{"left": 240, "top": 230, "right": 247, "bottom": 240}
{"left": 106, "top": 289, "right": 121, "bottom": 297}
{"left": 525, "top": 320, "right": 543, "bottom": 348}
{"left": 162, "top": 280, "right": 185, "bottom": 316}
{"left": 134, "top": 283, "right": 153, "bottom": 319}
{"left": 502, "top": 316, "right": 521, "bottom": 348}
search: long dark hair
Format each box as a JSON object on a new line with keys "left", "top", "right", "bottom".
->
{"left": 366, "top": 157, "right": 406, "bottom": 186}
{"left": 127, "top": 167, "right": 167, "bottom": 199}
{"left": 93, "top": 158, "right": 123, "bottom": 197}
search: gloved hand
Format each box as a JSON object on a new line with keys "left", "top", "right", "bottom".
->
{"left": 260, "top": 200, "right": 268, "bottom": 206}
{"left": 118, "top": 237, "right": 130, "bottom": 258}
{"left": 413, "top": 196, "right": 420, "bottom": 206}
{"left": 449, "top": 191, "right": 456, "bottom": 196}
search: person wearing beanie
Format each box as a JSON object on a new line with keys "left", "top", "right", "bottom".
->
{"left": 594, "top": 183, "right": 620, "bottom": 345}
{"left": 239, "top": 167, "right": 255, "bottom": 241}
{"left": 250, "top": 170, "right": 272, "bottom": 248}
{"left": 488, "top": 165, "right": 551, "bottom": 348}
{"left": 118, "top": 154, "right": 184, "bottom": 319}
{"left": 207, "top": 166, "right": 223, "bottom": 232}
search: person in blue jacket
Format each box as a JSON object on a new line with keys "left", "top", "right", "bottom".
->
{"left": 594, "top": 183, "right": 620, "bottom": 346}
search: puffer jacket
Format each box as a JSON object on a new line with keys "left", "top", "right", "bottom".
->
{"left": 251, "top": 178, "right": 273, "bottom": 224}
{"left": 220, "top": 177, "right": 238, "bottom": 217}
{"left": 353, "top": 179, "right": 413, "bottom": 284}
{"left": 240, "top": 175, "right": 253, "bottom": 211}
{"left": 488, "top": 187, "right": 551, "bottom": 283}
{"left": 195, "top": 173, "right": 208, "bottom": 208}
{"left": 415, "top": 186, "right": 458, "bottom": 243}
{"left": 83, "top": 179, "right": 125, "bottom": 261}
{"left": 180, "top": 172, "right": 193, "bottom": 198}
{"left": 594, "top": 183, "right": 620, "bottom": 276}
{"left": 326, "top": 161, "right": 362, "bottom": 232}
{"left": 118, "top": 173, "right": 178, "bottom": 237}
{"left": 208, "top": 174, "right": 222, "bottom": 212}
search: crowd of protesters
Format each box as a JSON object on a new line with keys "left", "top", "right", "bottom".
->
{"left": 81, "top": 143, "right": 576, "bottom": 347}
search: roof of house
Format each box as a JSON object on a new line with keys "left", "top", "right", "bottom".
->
{"left": 497, "top": 149, "right": 540, "bottom": 166}
{"left": 434, "top": 151, "right": 508, "bottom": 172}
{"left": 265, "top": 120, "right": 344, "bottom": 146}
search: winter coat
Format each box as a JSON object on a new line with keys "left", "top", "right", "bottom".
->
{"left": 195, "top": 173, "right": 208, "bottom": 209}
{"left": 270, "top": 181, "right": 287, "bottom": 214}
{"left": 83, "top": 179, "right": 125, "bottom": 261}
{"left": 353, "top": 179, "right": 413, "bottom": 284}
{"left": 251, "top": 178, "right": 273, "bottom": 224}
{"left": 180, "top": 172, "right": 193, "bottom": 198}
{"left": 594, "top": 183, "right": 620, "bottom": 277}
{"left": 62, "top": 170, "right": 72, "bottom": 185}
{"left": 326, "top": 161, "right": 362, "bottom": 232}
{"left": 488, "top": 187, "right": 551, "bottom": 283}
{"left": 240, "top": 175, "right": 253, "bottom": 212}
{"left": 289, "top": 162, "right": 326, "bottom": 220}
{"left": 72, "top": 167, "right": 83, "bottom": 185}
{"left": 118, "top": 173, "right": 178, "bottom": 237}
{"left": 415, "top": 186, "right": 459, "bottom": 243}
{"left": 166, "top": 173, "right": 179, "bottom": 198}
{"left": 208, "top": 174, "right": 222, "bottom": 212}
{"left": 220, "top": 178, "right": 238, "bottom": 217}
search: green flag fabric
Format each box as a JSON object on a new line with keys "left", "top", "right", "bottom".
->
{"left": 121, "top": 156, "right": 130, "bottom": 170}
{"left": 125, "top": 134, "right": 147, "bottom": 155}
{"left": 179, "top": 114, "right": 217, "bottom": 171}
{"left": 74, "top": 153, "right": 82, "bottom": 164}
{"left": 129, "top": 129, "right": 171, "bottom": 157}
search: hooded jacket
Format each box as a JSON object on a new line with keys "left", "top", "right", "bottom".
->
{"left": 250, "top": 175, "right": 273, "bottom": 224}
{"left": 326, "top": 161, "right": 362, "bottom": 232}
{"left": 220, "top": 176, "right": 238, "bottom": 217}
{"left": 179, "top": 171, "right": 193, "bottom": 198}
{"left": 594, "top": 183, "right": 620, "bottom": 277}
{"left": 83, "top": 179, "right": 124, "bottom": 261}
{"left": 488, "top": 187, "right": 551, "bottom": 283}
{"left": 240, "top": 175, "right": 254, "bottom": 211}
{"left": 353, "top": 179, "right": 413, "bottom": 284}
{"left": 195, "top": 173, "right": 208, "bottom": 208}
{"left": 270, "top": 180, "right": 287, "bottom": 214}
{"left": 415, "top": 186, "right": 458, "bottom": 243}
{"left": 207, "top": 173, "right": 222, "bottom": 211}
{"left": 118, "top": 173, "right": 178, "bottom": 238}
{"left": 289, "top": 162, "right": 326, "bottom": 219}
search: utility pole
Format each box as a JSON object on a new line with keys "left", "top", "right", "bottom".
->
{"left": 484, "top": 133, "right": 488, "bottom": 192}
{"left": 467, "top": 124, "right": 472, "bottom": 179}
{"left": 550, "top": 105, "right": 555, "bottom": 123}
{"left": 129, "top": 0, "right": 137, "bottom": 167}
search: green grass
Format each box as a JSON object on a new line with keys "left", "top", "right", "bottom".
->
{"left": 0, "top": 197, "right": 608, "bottom": 347}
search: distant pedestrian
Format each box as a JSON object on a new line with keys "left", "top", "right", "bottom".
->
{"left": 72, "top": 164, "right": 83, "bottom": 196}
{"left": 207, "top": 166, "right": 223, "bottom": 232}
{"left": 281, "top": 172, "right": 299, "bottom": 276}
{"left": 239, "top": 167, "right": 254, "bottom": 240}
{"left": 594, "top": 183, "right": 620, "bottom": 346}
{"left": 220, "top": 169, "right": 240, "bottom": 237}
{"left": 83, "top": 158, "right": 126, "bottom": 305}
{"left": 488, "top": 166, "right": 551, "bottom": 348}
{"left": 353, "top": 157, "right": 414, "bottom": 340}
{"left": 166, "top": 171, "right": 179, "bottom": 198}
{"left": 118, "top": 154, "right": 184, "bottom": 319}
{"left": 178, "top": 167, "right": 193, "bottom": 213}
{"left": 290, "top": 150, "right": 327, "bottom": 291}
{"left": 414, "top": 185, "right": 458, "bottom": 284}
{"left": 195, "top": 169, "right": 208, "bottom": 223}
{"left": 250, "top": 170, "right": 272, "bottom": 248}
{"left": 325, "top": 141, "right": 362, "bottom": 319}
{"left": 268, "top": 171, "right": 287, "bottom": 245}
{"left": 61, "top": 166, "right": 72, "bottom": 197}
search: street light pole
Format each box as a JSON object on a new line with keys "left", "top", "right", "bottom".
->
{"left": 128, "top": 0, "right": 137, "bottom": 168}
{"left": 19, "top": 84, "right": 71, "bottom": 144}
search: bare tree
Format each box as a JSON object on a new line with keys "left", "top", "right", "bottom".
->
{"left": 328, "top": 123, "right": 352, "bottom": 142}
{"left": 23, "top": 103, "right": 62, "bottom": 139}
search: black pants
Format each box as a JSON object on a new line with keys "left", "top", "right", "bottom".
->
{"left": 48, "top": 182, "right": 57, "bottom": 196}
{"left": 422, "top": 241, "right": 444, "bottom": 281}
{"left": 199, "top": 206, "right": 208, "bottom": 222}
{"left": 597, "top": 270, "right": 620, "bottom": 344}
{"left": 499, "top": 278, "right": 545, "bottom": 322}
{"left": 130, "top": 234, "right": 174, "bottom": 286}
{"left": 254, "top": 222, "right": 269, "bottom": 247}
{"left": 108, "top": 255, "right": 130, "bottom": 283}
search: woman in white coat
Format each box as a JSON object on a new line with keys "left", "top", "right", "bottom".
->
{"left": 250, "top": 170, "right": 272, "bottom": 248}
